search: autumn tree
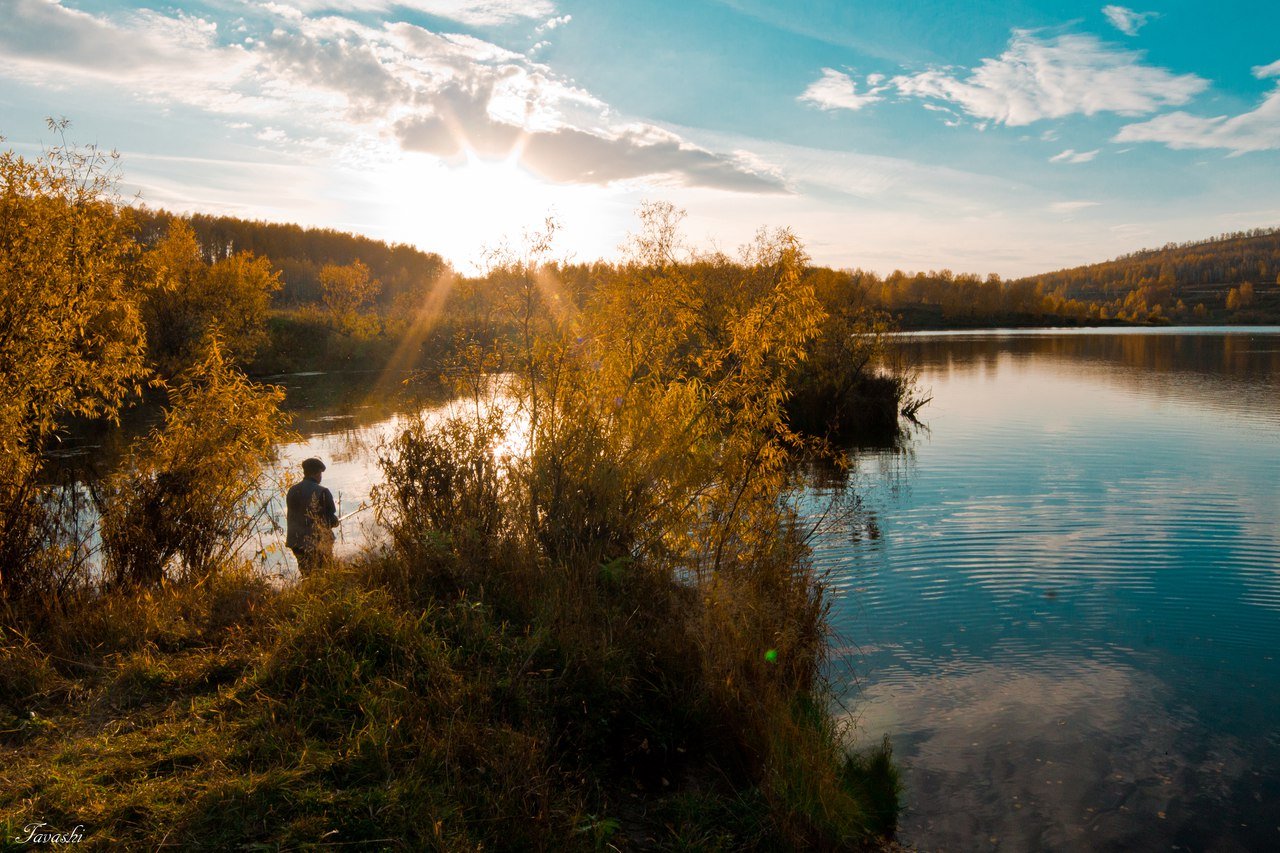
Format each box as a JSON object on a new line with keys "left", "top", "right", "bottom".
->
{"left": 0, "top": 123, "right": 148, "bottom": 601}
{"left": 142, "top": 219, "right": 280, "bottom": 372}
{"left": 320, "top": 259, "right": 380, "bottom": 326}
{"left": 0, "top": 128, "right": 146, "bottom": 450}
{"left": 1238, "top": 281, "right": 1255, "bottom": 307}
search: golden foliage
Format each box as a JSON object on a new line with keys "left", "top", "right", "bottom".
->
{"left": 320, "top": 259, "right": 380, "bottom": 328}
{"left": 142, "top": 220, "right": 281, "bottom": 372}
{"left": 0, "top": 124, "right": 147, "bottom": 602}
{"left": 96, "top": 337, "right": 292, "bottom": 587}
{"left": 0, "top": 123, "right": 146, "bottom": 452}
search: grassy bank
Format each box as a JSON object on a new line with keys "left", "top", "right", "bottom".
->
{"left": 1, "top": 556, "right": 897, "bottom": 851}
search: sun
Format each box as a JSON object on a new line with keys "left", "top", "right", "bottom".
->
{"left": 363, "top": 144, "right": 630, "bottom": 273}
{"left": 370, "top": 148, "right": 552, "bottom": 268}
{"left": 451, "top": 148, "right": 551, "bottom": 232}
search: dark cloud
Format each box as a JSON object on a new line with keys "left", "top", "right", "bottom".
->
{"left": 396, "top": 81, "right": 786, "bottom": 194}
{"left": 0, "top": 0, "right": 153, "bottom": 70}
{"left": 263, "top": 27, "right": 410, "bottom": 118}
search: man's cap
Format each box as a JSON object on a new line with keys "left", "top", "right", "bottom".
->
{"left": 302, "top": 457, "right": 326, "bottom": 474}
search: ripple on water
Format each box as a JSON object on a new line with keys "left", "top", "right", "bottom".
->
{"left": 823, "top": 330, "right": 1280, "bottom": 851}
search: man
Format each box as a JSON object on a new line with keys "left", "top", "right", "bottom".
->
{"left": 285, "top": 457, "right": 339, "bottom": 576}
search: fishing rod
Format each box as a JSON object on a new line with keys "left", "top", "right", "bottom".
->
{"left": 338, "top": 503, "right": 371, "bottom": 524}
{"left": 336, "top": 492, "right": 368, "bottom": 545}
{"left": 336, "top": 491, "right": 371, "bottom": 524}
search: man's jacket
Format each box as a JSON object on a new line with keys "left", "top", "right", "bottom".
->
{"left": 285, "top": 478, "right": 339, "bottom": 550}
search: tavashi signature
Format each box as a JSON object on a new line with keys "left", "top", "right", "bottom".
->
{"left": 14, "top": 823, "right": 86, "bottom": 845}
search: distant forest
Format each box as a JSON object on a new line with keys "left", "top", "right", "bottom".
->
{"left": 131, "top": 209, "right": 1280, "bottom": 329}
{"left": 129, "top": 208, "right": 448, "bottom": 310}
{"left": 1012, "top": 227, "right": 1280, "bottom": 325}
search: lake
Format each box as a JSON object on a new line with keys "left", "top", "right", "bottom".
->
{"left": 817, "top": 328, "right": 1280, "bottom": 851}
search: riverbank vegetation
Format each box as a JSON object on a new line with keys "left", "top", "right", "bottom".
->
{"left": 2, "top": 133, "right": 901, "bottom": 848}
{"left": 126, "top": 211, "right": 1280, "bottom": 360}
{"left": 117, "top": 205, "right": 1280, "bottom": 382}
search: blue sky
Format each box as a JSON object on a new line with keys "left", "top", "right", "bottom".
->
{"left": 1, "top": 0, "right": 1277, "bottom": 275}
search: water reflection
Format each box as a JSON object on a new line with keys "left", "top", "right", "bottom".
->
{"left": 829, "top": 328, "right": 1280, "bottom": 851}
{"left": 852, "top": 658, "right": 1263, "bottom": 852}
{"left": 901, "top": 327, "right": 1280, "bottom": 430}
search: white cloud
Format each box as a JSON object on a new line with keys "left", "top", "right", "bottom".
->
{"left": 1253, "top": 59, "right": 1280, "bottom": 79}
{"left": 798, "top": 68, "right": 884, "bottom": 111}
{"left": 1049, "top": 200, "right": 1101, "bottom": 213}
{"left": 891, "top": 31, "right": 1206, "bottom": 126}
{"left": 269, "top": 0, "right": 555, "bottom": 27}
{"left": 1114, "top": 84, "right": 1280, "bottom": 154}
{"left": 0, "top": 0, "right": 253, "bottom": 93}
{"left": 1102, "top": 5, "right": 1157, "bottom": 37}
{"left": 536, "top": 14, "right": 572, "bottom": 33}
{"left": 259, "top": 18, "right": 414, "bottom": 121}
{"left": 1049, "top": 148, "right": 1099, "bottom": 163}
{"left": 405, "top": 0, "right": 555, "bottom": 26}
{"left": 1113, "top": 56, "right": 1280, "bottom": 155}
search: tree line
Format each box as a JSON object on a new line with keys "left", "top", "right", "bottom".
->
{"left": 133, "top": 211, "right": 1279, "bottom": 338}
{"left": 129, "top": 207, "right": 448, "bottom": 310}
{"left": 1012, "top": 227, "right": 1280, "bottom": 323}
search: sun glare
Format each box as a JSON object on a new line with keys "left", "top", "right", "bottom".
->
{"left": 366, "top": 146, "right": 631, "bottom": 274}
{"left": 453, "top": 149, "right": 546, "bottom": 230}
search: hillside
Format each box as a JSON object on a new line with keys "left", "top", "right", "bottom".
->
{"left": 1015, "top": 227, "right": 1280, "bottom": 323}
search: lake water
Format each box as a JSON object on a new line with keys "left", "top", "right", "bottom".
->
{"left": 817, "top": 328, "right": 1280, "bottom": 851}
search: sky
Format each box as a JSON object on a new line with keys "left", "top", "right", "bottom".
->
{"left": 1, "top": 0, "right": 1278, "bottom": 276}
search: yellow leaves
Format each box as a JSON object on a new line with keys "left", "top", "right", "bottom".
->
{"left": 0, "top": 136, "right": 147, "bottom": 446}
{"left": 320, "top": 259, "right": 379, "bottom": 323}
{"left": 99, "top": 336, "right": 293, "bottom": 585}
{"left": 141, "top": 221, "right": 283, "bottom": 372}
{"left": 478, "top": 212, "right": 828, "bottom": 580}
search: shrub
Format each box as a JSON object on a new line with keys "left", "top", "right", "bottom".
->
{"left": 0, "top": 124, "right": 148, "bottom": 608}
{"left": 96, "top": 338, "right": 290, "bottom": 587}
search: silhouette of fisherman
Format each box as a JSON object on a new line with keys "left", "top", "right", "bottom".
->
{"left": 285, "top": 457, "right": 339, "bottom": 576}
